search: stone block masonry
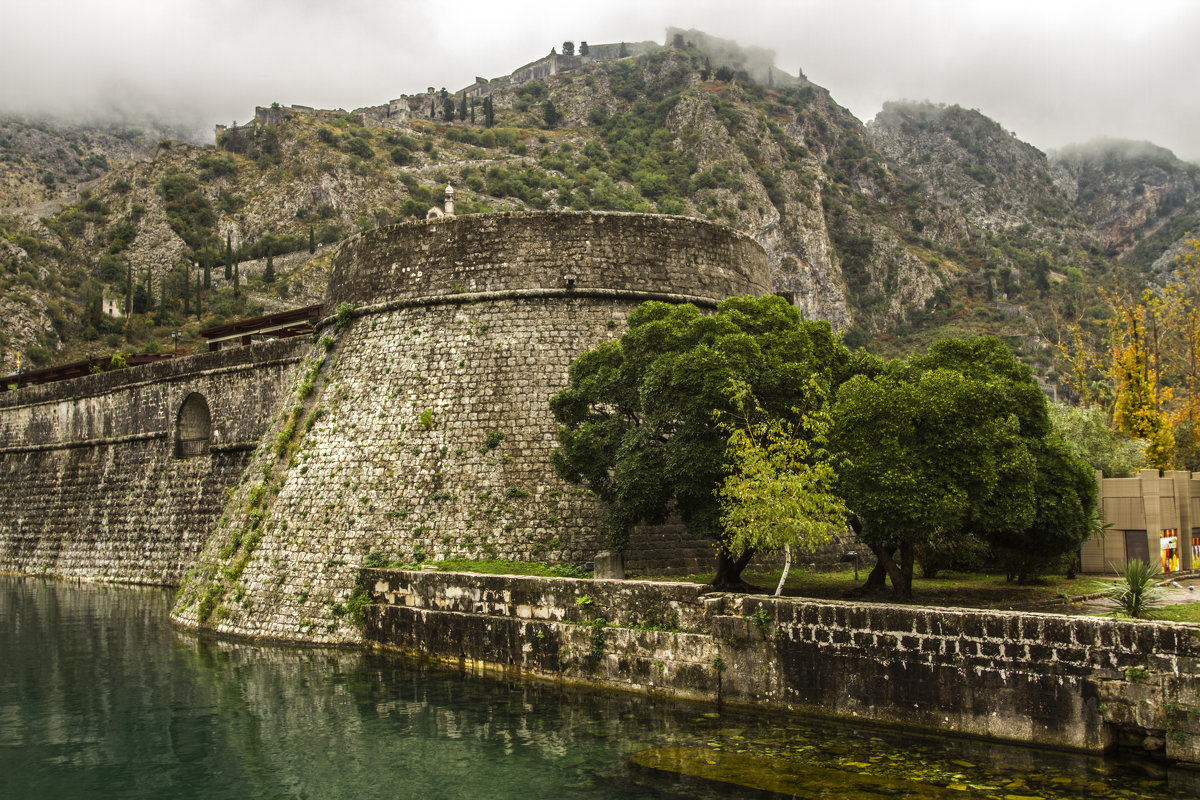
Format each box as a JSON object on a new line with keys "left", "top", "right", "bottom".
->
{"left": 363, "top": 570, "right": 1200, "bottom": 767}
{"left": 0, "top": 339, "right": 305, "bottom": 584}
{"left": 170, "top": 212, "right": 771, "bottom": 643}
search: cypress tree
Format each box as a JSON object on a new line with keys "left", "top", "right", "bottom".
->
{"left": 233, "top": 257, "right": 240, "bottom": 298}
{"left": 182, "top": 261, "right": 190, "bottom": 317}
{"left": 308, "top": 224, "right": 316, "bottom": 254}
{"left": 543, "top": 99, "right": 560, "bottom": 129}
{"left": 459, "top": 92, "right": 467, "bottom": 121}
{"left": 224, "top": 233, "right": 232, "bottom": 280}
{"left": 264, "top": 254, "right": 276, "bottom": 284}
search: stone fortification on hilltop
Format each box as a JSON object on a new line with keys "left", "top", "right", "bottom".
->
{"left": 354, "top": 41, "right": 658, "bottom": 128}
{"left": 170, "top": 211, "right": 770, "bottom": 643}
{"left": 223, "top": 41, "right": 660, "bottom": 135}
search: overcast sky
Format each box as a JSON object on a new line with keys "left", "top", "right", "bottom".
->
{"left": 2, "top": 0, "right": 1196, "bottom": 161}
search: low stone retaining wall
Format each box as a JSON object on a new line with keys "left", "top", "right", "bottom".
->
{"left": 362, "top": 570, "right": 1200, "bottom": 766}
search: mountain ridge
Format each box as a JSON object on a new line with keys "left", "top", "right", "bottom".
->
{"left": 1, "top": 35, "right": 1196, "bottom": 390}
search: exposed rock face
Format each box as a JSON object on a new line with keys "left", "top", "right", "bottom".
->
{"left": 867, "top": 102, "right": 1077, "bottom": 248}
{"left": 0, "top": 115, "right": 174, "bottom": 211}
{"left": 1050, "top": 139, "right": 1200, "bottom": 258}
{"left": 2, "top": 41, "right": 1198, "bottom": 378}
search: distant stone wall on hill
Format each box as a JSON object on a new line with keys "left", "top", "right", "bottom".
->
{"left": 171, "top": 212, "right": 771, "bottom": 643}
{"left": 0, "top": 339, "right": 304, "bottom": 584}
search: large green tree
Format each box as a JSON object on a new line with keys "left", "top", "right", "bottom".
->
{"left": 550, "top": 295, "right": 853, "bottom": 587}
{"left": 1049, "top": 401, "right": 1145, "bottom": 478}
{"left": 988, "top": 435, "right": 1097, "bottom": 582}
{"left": 831, "top": 336, "right": 1095, "bottom": 598}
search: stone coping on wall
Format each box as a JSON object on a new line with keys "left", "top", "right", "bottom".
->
{"left": 314, "top": 287, "right": 729, "bottom": 332}
{"left": 0, "top": 338, "right": 306, "bottom": 412}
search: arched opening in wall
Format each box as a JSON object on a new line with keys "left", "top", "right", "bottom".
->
{"left": 176, "top": 393, "right": 212, "bottom": 458}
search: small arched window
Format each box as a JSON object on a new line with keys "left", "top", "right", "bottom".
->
{"left": 176, "top": 392, "right": 212, "bottom": 458}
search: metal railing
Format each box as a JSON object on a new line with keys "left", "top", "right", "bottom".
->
{"left": 176, "top": 437, "right": 210, "bottom": 458}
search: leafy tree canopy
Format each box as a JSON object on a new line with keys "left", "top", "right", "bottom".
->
{"left": 718, "top": 379, "right": 848, "bottom": 595}
{"left": 1049, "top": 401, "right": 1146, "bottom": 478}
{"left": 550, "top": 295, "right": 854, "bottom": 586}
{"left": 831, "top": 336, "right": 1095, "bottom": 597}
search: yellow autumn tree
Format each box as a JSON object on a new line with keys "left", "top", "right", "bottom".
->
{"left": 717, "top": 380, "right": 847, "bottom": 596}
{"left": 1108, "top": 294, "right": 1175, "bottom": 469}
{"left": 1057, "top": 238, "right": 1200, "bottom": 470}
{"left": 1152, "top": 238, "right": 1200, "bottom": 468}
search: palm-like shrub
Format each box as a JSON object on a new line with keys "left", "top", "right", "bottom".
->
{"left": 1108, "top": 558, "right": 1163, "bottom": 619}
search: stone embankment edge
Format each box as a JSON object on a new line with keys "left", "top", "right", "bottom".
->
{"left": 360, "top": 569, "right": 1200, "bottom": 765}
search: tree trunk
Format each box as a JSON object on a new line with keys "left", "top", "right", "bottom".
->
{"left": 845, "top": 545, "right": 892, "bottom": 597}
{"left": 711, "top": 548, "right": 756, "bottom": 590}
{"left": 897, "top": 541, "right": 915, "bottom": 600}
{"left": 874, "top": 544, "right": 905, "bottom": 592}
{"left": 774, "top": 545, "right": 792, "bottom": 596}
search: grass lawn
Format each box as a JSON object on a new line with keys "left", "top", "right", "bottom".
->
{"left": 1152, "top": 602, "right": 1200, "bottom": 623}
{"left": 642, "top": 567, "right": 1117, "bottom": 610}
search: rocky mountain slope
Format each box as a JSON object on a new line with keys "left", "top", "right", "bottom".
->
{"left": 1, "top": 35, "right": 1196, "bottom": 385}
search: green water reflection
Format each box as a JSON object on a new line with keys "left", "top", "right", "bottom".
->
{"left": 0, "top": 576, "right": 1193, "bottom": 799}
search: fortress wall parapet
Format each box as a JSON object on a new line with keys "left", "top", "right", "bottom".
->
{"left": 324, "top": 212, "right": 771, "bottom": 311}
{"left": 0, "top": 339, "right": 305, "bottom": 451}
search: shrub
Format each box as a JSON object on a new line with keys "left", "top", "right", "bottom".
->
{"left": 345, "top": 137, "right": 373, "bottom": 159}
{"left": 1108, "top": 559, "right": 1163, "bottom": 619}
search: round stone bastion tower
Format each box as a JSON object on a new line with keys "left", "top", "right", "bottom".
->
{"left": 172, "top": 211, "right": 771, "bottom": 643}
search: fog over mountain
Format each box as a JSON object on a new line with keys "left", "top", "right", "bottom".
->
{"left": 2, "top": 0, "right": 1196, "bottom": 160}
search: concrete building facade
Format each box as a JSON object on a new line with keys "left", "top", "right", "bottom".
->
{"left": 1085, "top": 468, "right": 1200, "bottom": 573}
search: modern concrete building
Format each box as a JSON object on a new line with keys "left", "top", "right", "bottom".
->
{"left": 1085, "top": 468, "right": 1200, "bottom": 573}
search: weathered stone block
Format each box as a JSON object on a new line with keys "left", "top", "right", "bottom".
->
{"left": 594, "top": 550, "right": 624, "bottom": 580}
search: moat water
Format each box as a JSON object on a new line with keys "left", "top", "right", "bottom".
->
{"left": 0, "top": 575, "right": 1192, "bottom": 800}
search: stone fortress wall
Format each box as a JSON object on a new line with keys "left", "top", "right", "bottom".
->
{"left": 169, "top": 212, "right": 771, "bottom": 643}
{"left": 0, "top": 339, "right": 305, "bottom": 584}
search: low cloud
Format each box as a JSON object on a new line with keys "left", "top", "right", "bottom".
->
{"left": 2, "top": 1, "right": 1195, "bottom": 161}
